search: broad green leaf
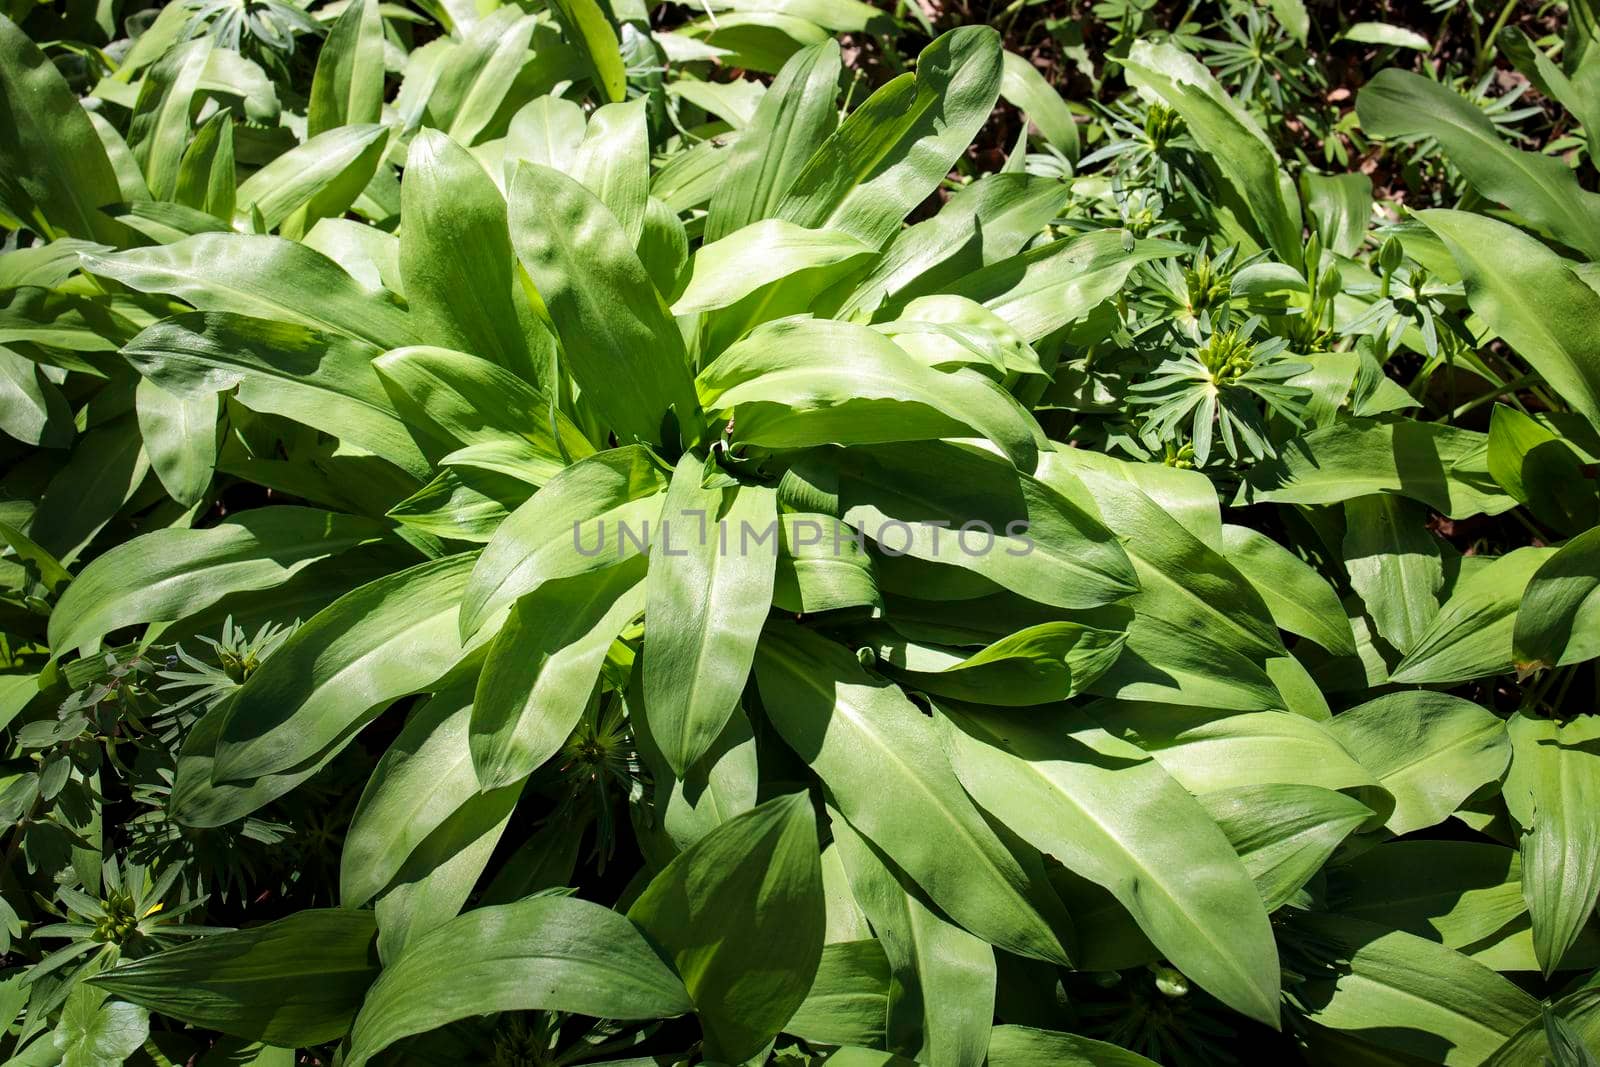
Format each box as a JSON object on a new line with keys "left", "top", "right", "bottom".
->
{"left": 777, "top": 27, "right": 1003, "bottom": 248}
{"left": 1390, "top": 546, "right": 1553, "bottom": 684}
{"left": 704, "top": 40, "right": 841, "bottom": 242}
{"left": 629, "top": 793, "right": 824, "bottom": 1061}
{"left": 548, "top": 0, "right": 627, "bottom": 103}
{"left": 572, "top": 98, "right": 649, "bottom": 245}
{"left": 92, "top": 910, "right": 379, "bottom": 1046}
{"left": 632, "top": 695, "right": 759, "bottom": 855}
{"left": 1513, "top": 526, "right": 1600, "bottom": 670}
{"left": 214, "top": 552, "right": 479, "bottom": 783}
{"left": 25, "top": 417, "right": 149, "bottom": 564}
{"left": 0, "top": 14, "right": 127, "bottom": 244}
{"left": 948, "top": 230, "right": 1180, "bottom": 344}
{"left": 1504, "top": 712, "right": 1600, "bottom": 976}
{"left": 1326, "top": 692, "right": 1509, "bottom": 836}
{"left": 134, "top": 377, "right": 215, "bottom": 507}
{"left": 508, "top": 163, "right": 702, "bottom": 447}
{"left": 388, "top": 468, "right": 529, "bottom": 543}
{"left": 771, "top": 512, "right": 881, "bottom": 614}
{"left": 372, "top": 345, "right": 589, "bottom": 473}
{"left": 644, "top": 460, "right": 777, "bottom": 776}
{"left": 1300, "top": 171, "right": 1372, "bottom": 257}
{"left": 839, "top": 173, "right": 1072, "bottom": 322}
{"left": 1199, "top": 784, "right": 1371, "bottom": 911}
{"left": 342, "top": 677, "right": 521, "bottom": 909}
{"left": 999, "top": 51, "right": 1078, "bottom": 159}
{"left": 941, "top": 702, "right": 1281, "bottom": 1026}
{"left": 697, "top": 320, "right": 1044, "bottom": 470}
{"left": 1487, "top": 406, "right": 1597, "bottom": 535}
{"left": 429, "top": 8, "right": 537, "bottom": 147}
{"left": 48, "top": 507, "right": 387, "bottom": 654}
{"left": 1420, "top": 209, "right": 1600, "bottom": 435}
{"left": 504, "top": 95, "right": 586, "bottom": 174}
{"left": 1360, "top": 72, "right": 1600, "bottom": 261}
{"left": 881, "top": 295, "right": 1044, "bottom": 376}
{"left": 1282, "top": 912, "right": 1538, "bottom": 1065}
{"left": 128, "top": 37, "right": 211, "bottom": 201}
{"left": 233, "top": 124, "right": 389, "bottom": 237}
{"left": 472, "top": 558, "right": 646, "bottom": 789}
{"left": 1122, "top": 40, "right": 1301, "bottom": 264}
{"left": 174, "top": 111, "right": 236, "bottom": 219}
{"left": 308, "top": 0, "right": 385, "bottom": 137}
{"left": 83, "top": 235, "right": 424, "bottom": 351}
{"left": 1220, "top": 524, "right": 1356, "bottom": 657}
{"left": 874, "top": 622, "right": 1125, "bottom": 706}
{"left": 1341, "top": 21, "right": 1429, "bottom": 49}
{"left": 461, "top": 446, "right": 667, "bottom": 636}
{"left": 829, "top": 813, "right": 996, "bottom": 1067}
{"left": 1342, "top": 494, "right": 1443, "bottom": 656}
{"left": 0, "top": 345, "right": 72, "bottom": 448}
{"left": 986, "top": 1025, "right": 1160, "bottom": 1066}
{"left": 122, "top": 312, "right": 429, "bottom": 478}
{"left": 1237, "top": 417, "right": 1514, "bottom": 520}
{"left": 346, "top": 896, "right": 690, "bottom": 1067}
{"left": 1098, "top": 703, "right": 1388, "bottom": 814}
{"left": 754, "top": 621, "right": 1071, "bottom": 966}
{"left": 833, "top": 443, "right": 1136, "bottom": 609}
{"left": 673, "top": 220, "right": 872, "bottom": 315}
{"left": 399, "top": 131, "right": 553, "bottom": 386}
{"left": 783, "top": 940, "right": 889, "bottom": 1049}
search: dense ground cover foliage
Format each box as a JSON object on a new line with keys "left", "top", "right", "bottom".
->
{"left": 2, "top": 0, "right": 1599, "bottom": 1063}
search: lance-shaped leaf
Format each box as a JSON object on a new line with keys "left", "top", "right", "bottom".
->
{"left": 548, "top": 0, "right": 626, "bottom": 104}
{"left": 508, "top": 163, "right": 702, "bottom": 447}
{"left": 1419, "top": 210, "right": 1600, "bottom": 435}
{"left": 783, "top": 939, "right": 890, "bottom": 1049}
{"left": 1504, "top": 712, "right": 1600, "bottom": 977}
{"left": 1390, "top": 546, "right": 1553, "bottom": 684}
{"left": 644, "top": 459, "right": 778, "bottom": 776}
{"left": 1361, "top": 72, "right": 1600, "bottom": 261}
{"left": 1513, "top": 526, "right": 1600, "bottom": 671}
{"left": 343, "top": 683, "right": 524, "bottom": 965}
{"left": 91, "top": 910, "right": 380, "bottom": 1046}
{"left": 399, "top": 131, "right": 554, "bottom": 386}
{"left": 1342, "top": 494, "right": 1442, "bottom": 656}
{"left": 308, "top": 0, "right": 385, "bottom": 136}
{"left": 1326, "top": 693, "right": 1508, "bottom": 836}
{"left": 1219, "top": 524, "right": 1356, "bottom": 657}
{"left": 49, "top": 508, "right": 388, "bottom": 655}
{"left": 372, "top": 345, "right": 590, "bottom": 473}
{"left": 777, "top": 27, "right": 1003, "bottom": 248}
{"left": 122, "top": 312, "right": 428, "bottom": 478}
{"left": 472, "top": 557, "right": 646, "bottom": 789}
{"left": 873, "top": 621, "right": 1126, "bottom": 706}
{"left": 83, "top": 235, "right": 424, "bottom": 351}
{"left": 949, "top": 230, "right": 1181, "bottom": 345}
{"left": 1121, "top": 40, "right": 1302, "bottom": 265}
{"left": 673, "top": 220, "right": 873, "bottom": 315}
{"left": 829, "top": 812, "right": 997, "bottom": 1067}
{"left": 233, "top": 124, "right": 389, "bottom": 236}
{"left": 987, "top": 1026, "right": 1160, "bottom": 1067}
{"left": 698, "top": 320, "right": 1044, "bottom": 470}
{"left": 174, "top": 111, "right": 236, "bottom": 219}
{"left": 754, "top": 621, "right": 1071, "bottom": 966}
{"left": 428, "top": 7, "right": 537, "bottom": 146}
{"left": 831, "top": 442, "right": 1135, "bottom": 609}
{"left": 346, "top": 896, "right": 691, "bottom": 1067}
{"left": 128, "top": 37, "right": 211, "bottom": 201}
{"left": 705, "top": 40, "right": 841, "bottom": 242}
{"left": 572, "top": 98, "right": 649, "bottom": 245}
{"left": 134, "top": 376, "right": 215, "bottom": 507}
{"left": 629, "top": 793, "right": 824, "bottom": 1061}
{"left": 1281, "top": 912, "right": 1538, "bottom": 1066}
{"left": 940, "top": 702, "right": 1281, "bottom": 1026}
{"left": 1199, "top": 784, "right": 1371, "bottom": 911}
{"left": 0, "top": 14, "right": 127, "bottom": 244}
{"left": 214, "top": 553, "right": 479, "bottom": 783}
{"left": 1000, "top": 50, "right": 1079, "bottom": 160}
{"left": 461, "top": 446, "right": 667, "bottom": 637}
